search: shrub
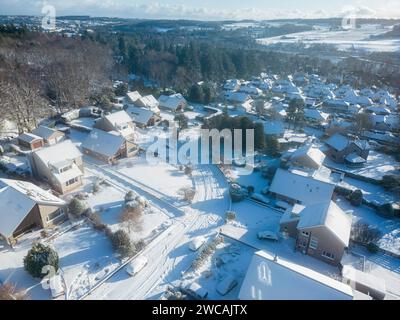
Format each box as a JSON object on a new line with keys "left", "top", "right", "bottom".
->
{"left": 247, "top": 186, "right": 255, "bottom": 194}
{"left": 24, "top": 243, "right": 59, "bottom": 279}
{"left": 377, "top": 203, "right": 395, "bottom": 218}
{"left": 89, "top": 212, "right": 107, "bottom": 231}
{"left": 92, "top": 182, "right": 100, "bottom": 194}
{"left": 349, "top": 189, "right": 363, "bottom": 207}
{"left": 351, "top": 222, "right": 381, "bottom": 245}
{"left": 120, "top": 204, "right": 143, "bottom": 232}
{"left": 229, "top": 183, "right": 248, "bottom": 202}
{"left": 367, "top": 242, "right": 380, "bottom": 254}
{"left": 184, "top": 166, "right": 193, "bottom": 177}
{"left": 226, "top": 211, "right": 236, "bottom": 221}
{"left": 109, "top": 230, "right": 135, "bottom": 258}
{"left": 0, "top": 283, "right": 28, "bottom": 300}
{"left": 124, "top": 191, "right": 136, "bottom": 203}
{"left": 68, "top": 197, "right": 86, "bottom": 217}
{"left": 179, "top": 187, "right": 196, "bottom": 203}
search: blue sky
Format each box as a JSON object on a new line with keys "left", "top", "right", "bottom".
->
{"left": 1, "top": 0, "right": 399, "bottom": 20}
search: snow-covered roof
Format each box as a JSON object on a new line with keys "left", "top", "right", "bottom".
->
{"left": 325, "top": 133, "right": 350, "bottom": 152}
{"left": 0, "top": 179, "right": 65, "bottom": 238}
{"left": 297, "top": 201, "right": 351, "bottom": 246}
{"left": 304, "top": 109, "right": 329, "bottom": 122}
{"left": 269, "top": 168, "right": 335, "bottom": 205}
{"left": 32, "top": 126, "right": 63, "bottom": 140}
{"left": 126, "top": 106, "right": 155, "bottom": 125}
{"left": 239, "top": 250, "right": 353, "bottom": 300}
{"left": 158, "top": 94, "right": 187, "bottom": 110}
{"left": 262, "top": 120, "right": 285, "bottom": 136}
{"left": 82, "top": 128, "right": 125, "bottom": 158}
{"left": 290, "top": 144, "right": 326, "bottom": 168}
{"left": 138, "top": 95, "right": 159, "bottom": 109}
{"left": 345, "top": 153, "right": 367, "bottom": 164}
{"left": 104, "top": 111, "right": 132, "bottom": 127}
{"left": 126, "top": 91, "right": 142, "bottom": 103}
{"left": 33, "top": 140, "right": 82, "bottom": 167}
{"left": 18, "top": 132, "right": 43, "bottom": 143}
{"left": 225, "top": 91, "right": 251, "bottom": 104}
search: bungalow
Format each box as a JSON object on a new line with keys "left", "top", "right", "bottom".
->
{"left": 32, "top": 125, "right": 65, "bottom": 146}
{"left": 18, "top": 133, "right": 44, "bottom": 150}
{"left": 238, "top": 250, "right": 353, "bottom": 300}
{"left": 126, "top": 106, "right": 161, "bottom": 128}
{"left": 280, "top": 201, "right": 352, "bottom": 266}
{"left": 158, "top": 93, "right": 187, "bottom": 112}
{"left": 94, "top": 111, "right": 135, "bottom": 139}
{"left": 269, "top": 168, "right": 335, "bottom": 205}
{"left": 325, "top": 133, "right": 370, "bottom": 165}
{"left": 0, "top": 178, "right": 66, "bottom": 246}
{"left": 81, "top": 129, "right": 138, "bottom": 164}
{"left": 225, "top": 91, "right": 251, "bottom": 105}
{"left": 29, "top": 140, "right": 84, "bottom": 194}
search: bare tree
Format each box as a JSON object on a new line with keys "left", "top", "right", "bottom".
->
{"left": 120, "top": 204, "right": 143, "bottom": 232}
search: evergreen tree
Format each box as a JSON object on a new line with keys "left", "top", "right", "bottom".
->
{"left": 24, "top": 243, "right": 59, "bottom": 278}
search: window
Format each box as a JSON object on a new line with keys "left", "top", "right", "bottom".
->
{"left": 46, "top": 208, "right": 64, "bottom": 222}
{"left": 309, "top": 237, "right": 318, "bottom": 250}
{"left": 65, "top": 177, "right": 78, "bottom": 186}
{"left": 301, "top": 231, "right": 310, "bottom": 237}
{"left": 322, "top": 251, "right": 335, "bottom": 260}
{"left": 59, "top": 165, "right": 72, "bottom": 173}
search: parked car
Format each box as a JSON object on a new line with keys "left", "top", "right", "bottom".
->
{"left": 216, "top": 275, "right": 238, "bottom": 296}
{"left": 183, "top": 282, "right": 208, "bottom": 300}
{"left": 49, "top": 275, "right": 65, "bottom": 299}
{"left": 189, "top": 237, "right": 206, "bottom": 251}
{"left": 257, "top": 230, "right": 279, "bottom": 241}
{"left": 126, "top": 256, "right": 148, "bottom": 276}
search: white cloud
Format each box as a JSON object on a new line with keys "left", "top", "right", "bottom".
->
{"left": 1, "top": 0, "right": 400, "bottom": 20}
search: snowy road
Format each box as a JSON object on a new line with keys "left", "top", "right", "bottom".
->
{"left": 84, "top": 164, "right": 230, "bottom": 300}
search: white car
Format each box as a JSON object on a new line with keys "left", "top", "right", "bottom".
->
{"left": 257, "top": 231, "right": 279, "bottom": 241}
{"left": 189, "top": 237, "right": 206, "bottom": 251}
{"left": 126, "top": 256, "right": 148, "bottom": 276}
{"left": 184, "top": 282, "right": 208, "bottom": 300}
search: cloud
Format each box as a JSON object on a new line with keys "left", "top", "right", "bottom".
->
{"left": 1, "top": 0, "right": 400, "bottom": 20}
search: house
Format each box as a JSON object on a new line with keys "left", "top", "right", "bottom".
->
{"left": 325, "top": 133, "right": 370, "bottom": 165}
{"left": 135, "top": 95, "right": 160, "bottom": 113}
{"left": 289, "top": 144, "right": 326, "bottom": 170}
{"left": 81, "top": 129, "right": 138, "bottom": 164}
{"left": 304, "top": 109, "right": 330, "bottom": 124}
{"left": 223, "top": 79, "right": 241, "bottom": 91}
{"left": 261, "top": 120, "right": 285, "bottom": 137}
{"left": 238, "top": 250, "right": 353, "bottom": 300}
{"left": 239, "top": 84, "right": 262, "bottom": 97}
{"left": 269, "top": 168, "right": 335, "bottom": 205}
{"left": 280, "top": 201, "right": 352, "bottom": 266}
{"left": 0, "top": 178, "right": 66, "bottom": 246}
{"left": 126, "top": 106, "right": 161, "bottom": 128}
{"left": 126, "top": 91, "right": 142, "bottom": 104}
{"left": 158, "top": 94, "right": 187, "bottom": 112}
{"left": 18, "top": 133, "right": 44, "bottom": 150}
{"left": 32, "top": 125, "right": 65, "bottom": 146}
{"left": 94, "top": 111, "right": 135, "bottom": 139}
{"left": 225, "top": 91, "right": 251, "bottom": 105}
{"left": 29, "top": 140, "right": 84, "bottom": 194}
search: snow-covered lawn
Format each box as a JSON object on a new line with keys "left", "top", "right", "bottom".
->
{"left": 339, "top": 176, "right": 398, "bottom": 205}
{"left": 114, "top": 156, "right": 193, "bottom": 200}
{"left": 336, "top": 197, "right": 400, "bottom": 257}
{"left": 180, "top": 239, "right": 255, "bottom": 300}
{"left": 324, "top": 150, "right": 399, "bottom": 181}
{"left": 228, "top": 168, "right": 267, "bottom": 194}
{"left": 51, "top": 223, "right": 119, "bottom": 300}
{"left": 86, "top": 183, "right": 171, "bottom": 243}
